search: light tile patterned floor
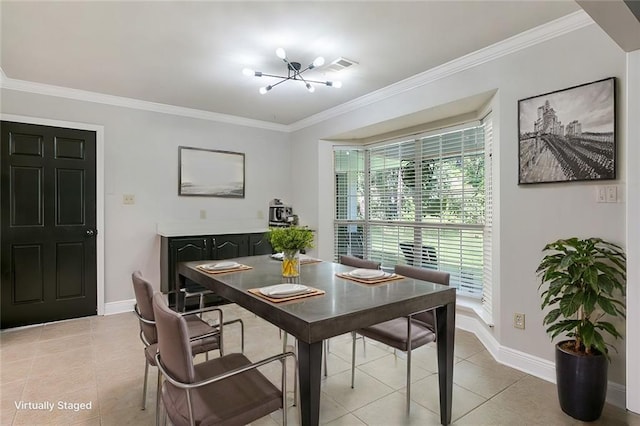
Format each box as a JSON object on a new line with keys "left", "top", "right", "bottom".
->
{"left": 1, "top": 303, "right": 639, "bottom": 425}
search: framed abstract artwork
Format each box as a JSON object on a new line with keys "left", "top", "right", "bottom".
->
{"left": 518, "top": 77, "right": 616, "bottom": 184}
{"left": 178, "top": 146, "right": 245, "bottom": 197}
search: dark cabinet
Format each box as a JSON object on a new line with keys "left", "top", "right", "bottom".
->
{"left": 211, "top": 234, "right": 247, "bottom": 260}
{"left": 160, "top": 232, "right": 272, "bottom": 303}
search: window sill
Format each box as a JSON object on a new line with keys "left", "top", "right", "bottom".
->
{"left": 456, "top": 294, "right": 494, "bottom": 327}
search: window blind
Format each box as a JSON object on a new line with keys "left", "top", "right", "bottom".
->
{"left": 481, "top": 114, "right": 494, "bottom": 322}
{"left": 334, "top": 121, "right": 490, "bottom": 299}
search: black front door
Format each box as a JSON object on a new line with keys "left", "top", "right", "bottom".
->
{"left": 1, "top": 121, "right": 97, "bottom": 328}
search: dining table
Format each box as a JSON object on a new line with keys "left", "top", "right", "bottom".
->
{"left": 177, "top": 254, "right": 456, "bottom": 426}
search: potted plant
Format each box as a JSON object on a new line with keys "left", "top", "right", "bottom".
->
{"left": 268, "top": 226, "right": 314, "bottom": 277}
{"left": 536, "top": 237, "right": 626, "bottom": 421}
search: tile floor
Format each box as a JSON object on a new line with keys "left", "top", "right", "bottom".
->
{"left": 1, "top": 303, "right": 639, "bottom": 426}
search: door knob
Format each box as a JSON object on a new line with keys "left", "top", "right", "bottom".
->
{"left": 86, "top": 229, "right": 96, "bottom": 236}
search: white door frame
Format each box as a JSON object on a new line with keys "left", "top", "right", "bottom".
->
{"left": 0, "top": 113, "right": 105, "bottom": 315}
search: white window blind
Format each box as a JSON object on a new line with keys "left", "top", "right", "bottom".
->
{"left": 334, "top": 121, "right": 491, "bottom": 299}
{"left": 481, "top": 114, "right": 494, "bottom": 322}
{"left": 334, "top": 149, "right": 366, "bottom": 258}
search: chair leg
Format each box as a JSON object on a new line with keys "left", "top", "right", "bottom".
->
{"left": 406, "top": 316, "right": 412, "bottom": 415}
{"left": 282, "top": 333, "right": 299, "bottom": 407}
{"left": 156, "top": 371, "right": 162, "bottom": 426}
{"left": 351, "top": 331, "right": 357, "bottom": 388}
{"left": 142, "top": 358, "right": 149, "bottom": 410}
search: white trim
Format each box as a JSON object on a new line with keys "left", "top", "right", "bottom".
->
{"left": 0, "top": 75, "right": 289, "bottom": 134}
{"left": 1, "top": 11, "right": 592, "bottom": 134}
{"left": 626, "top": 49, "right": 640, "bottom": 414}
{"left": 0, "top": 113, "right": 106, "bottom": 316}
{"left": 457, "top": 309, "right": 627, "bottom": 409}
{"left": 104, "top": 298, "right": 136, "bottom": 316}
{"left": 289, "top": 10, "right": 594, "bottom": 131}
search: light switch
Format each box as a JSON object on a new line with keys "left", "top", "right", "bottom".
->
{"left": 596, "top": 187, "right": 606, "bottom": 203}
{"left": 606, "top": 185, "right": 618, "bottom": 203}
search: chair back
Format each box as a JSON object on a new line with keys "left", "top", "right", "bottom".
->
{"left": 152, "top": 293, "right": 196, "bottom": 383}
{"left": 395, "top": 264, "right": 450, "bottom": 329}
{"left": 132, "top": 271, "right": 157, "bottom": 344}
{"left": 340, "top": 255, "right": 380, "bottom": 270}
{"left": 394, "top": 264, "right": 450, "bottom": 286}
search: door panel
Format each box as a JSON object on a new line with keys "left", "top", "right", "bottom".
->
{"left": 1, "top": 121, "right": 97, "bottom": 328}
{"left": 12, "top": 244, "right": 44, "bottom": 303}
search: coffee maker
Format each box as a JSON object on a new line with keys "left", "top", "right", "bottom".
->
{"left": 269, "top": 199, "right": 294, "bottom": 227}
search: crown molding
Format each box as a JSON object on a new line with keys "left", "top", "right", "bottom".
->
{"left": 289, "top": 10, "right": 594, "bottom": 132}
{"left": 1, "top": 10, "right": 592, "bottom": 134}
{"left": 0, "top": 72, "right": 289, "bottom": 133}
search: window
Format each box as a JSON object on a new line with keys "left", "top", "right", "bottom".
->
{"left": 334, "top": 119, "right": 492, "bottom": 304}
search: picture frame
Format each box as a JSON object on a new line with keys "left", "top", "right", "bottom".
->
{"left": 178, "top": 146, "right": 245, "bottom": 197}
{"left": 518, "top": 77, "right": 616, "bottom": 184}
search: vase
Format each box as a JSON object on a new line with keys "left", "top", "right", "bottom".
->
{"left": 281, "top": 250, "right": 301, "bottom": 278}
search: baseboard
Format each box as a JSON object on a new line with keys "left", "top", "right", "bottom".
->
{"left": 457, "top": 310, "right": 627, "bottom": 409}
{"left": 104, "top": 298, "right": 135, "bottom": 315}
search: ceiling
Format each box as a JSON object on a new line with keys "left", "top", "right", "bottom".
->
{"left": 0, "top": 1, "right": 584, "bottom": 126}
{"left": 3, "top": 1, "right": 632, "bottom": 128}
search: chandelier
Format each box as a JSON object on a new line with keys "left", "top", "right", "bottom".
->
{"left": 243, "top": 48, "right": 342, "bottom": 94}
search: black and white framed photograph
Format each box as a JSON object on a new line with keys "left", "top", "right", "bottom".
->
{"left": 518, "top": 77, "right": 616, "bottom": 184}
{"left": 179, "top": 146, "right": 245, "bottom": 197}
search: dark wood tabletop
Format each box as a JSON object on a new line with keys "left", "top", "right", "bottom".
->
{"left": 177, "top": 255, "right": 456, "bottom": 425}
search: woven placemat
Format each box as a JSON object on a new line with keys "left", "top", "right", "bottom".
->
{"left": 248, "top": 287, "right": 325, "bottom": 303}
{"left": 196, "top": 264, "right": 253, "bottom": 274}
{"left": 335, "top": 272, "right": 405, "bottom": 285}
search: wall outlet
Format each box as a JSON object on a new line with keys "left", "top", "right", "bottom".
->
{"left": 199, "top": 209, "right": 207, "bottom": 220}
{"left": 514, "top": 313, "right": 525, "bottom": 329}
{"left": 123, "top": 194, "right": 135, "bottom": 205}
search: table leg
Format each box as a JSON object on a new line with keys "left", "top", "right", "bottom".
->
{"left": 436, "top": 302, "right": 455, "bottom": 425}
{"left": 297, "top": 340, "right": 322, "bottom": 426}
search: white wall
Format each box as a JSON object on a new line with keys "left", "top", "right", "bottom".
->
{"left": 626, "top": 48, "right": 640, "bottom": 414}
{"left": 0, "top": 90, "right": 292, "bottom": 303}
{"left": 291, "top": 23, "right": 629, "bottom": 388}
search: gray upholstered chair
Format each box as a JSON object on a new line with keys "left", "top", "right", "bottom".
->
{"left": 350, "top": 264, "right": 450, "bottom": 413}
{"left": 339, "top": 255, "right": 381, "bottom": 270}
{"left": 152, "top": 293, "right": 295, "bottom": 426}
{"left": 131, "top": 271, "right": 244, "bottom": 414}
{"left": 337, "top": 255, "right": 381, "bottom": 376}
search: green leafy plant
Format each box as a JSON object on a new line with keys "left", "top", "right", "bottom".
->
{"left": 537, "top": 237, "right": 626, "bottom": 359}
{"left": 268, "top": 226, "right": 314, "bottom": 253}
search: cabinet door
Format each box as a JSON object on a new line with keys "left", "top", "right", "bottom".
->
{"left": 169, "top": 237, "right": 209, "bottom": 289}
{"left": 171, "top": 237, "right": 209, "bottom": 263}
{"left": 211, "top": 234, "right": 247, "bottom": 260}
{"left": 249, "top": 233, "right": 273, "bottom": 256}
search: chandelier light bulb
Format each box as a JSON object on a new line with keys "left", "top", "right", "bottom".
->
{"left": 312, "top": 57, "right": 325, "bottom": 67}
{"left": 242, "top": 68, "right": 254, "bottom": 77}
{"left": 332, "top": 81, "right": 342, "bottom": 88}
{"left": 275, "top": 48, "right": 286, "bottom": 59}
{"left": 259, "top": 85, "right": 272, "bottom": 95}
{"left": 306, "top": 83, "right": 315, "bottom": 93}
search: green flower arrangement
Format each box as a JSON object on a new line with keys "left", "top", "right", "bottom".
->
{"left": 268, "top": 226, "right": 314, "bottom": 277}
{"left": 268, "top": 226, "right": 314, "bottom": 253}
